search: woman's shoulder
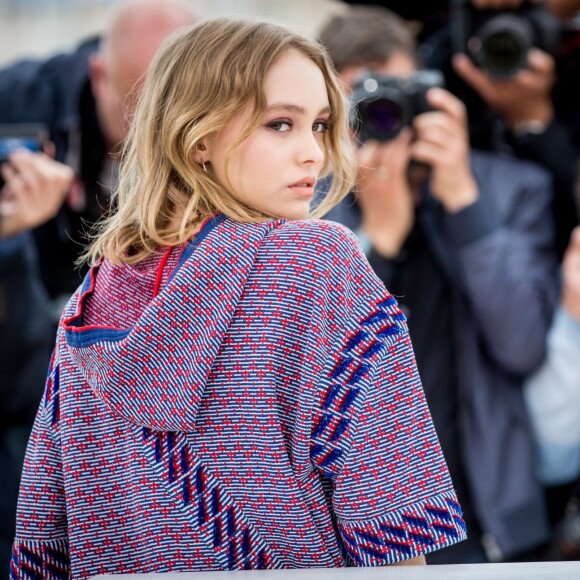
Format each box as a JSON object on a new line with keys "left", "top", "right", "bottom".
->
{"left": 263, "top": 218, "right": 363, "bottom": 260}
{"left": 256, "top": 218, "right": 379, "bottom": 293}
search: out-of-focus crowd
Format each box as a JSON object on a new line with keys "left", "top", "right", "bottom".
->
{"left": 1, "top": 0, "right": 579, "bottom": 571}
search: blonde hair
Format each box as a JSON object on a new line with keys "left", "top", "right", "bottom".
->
{"left": 84, "top": 18, "right": 356, "bottom": 265}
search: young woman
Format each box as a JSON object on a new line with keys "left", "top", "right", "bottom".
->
{"left": 11, "top": 19, "right": 466, "bottom": 578}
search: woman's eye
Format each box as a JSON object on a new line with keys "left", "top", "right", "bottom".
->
{"left": 267, "top": 121, "right": 292, "bottom": 132}
{"left": 313, "top": 121, "right": 331, "bottom": 134}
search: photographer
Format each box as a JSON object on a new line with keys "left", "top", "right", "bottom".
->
{"left": 421, "top": 0, "right": 580, "bottom": 256}
{"left": 320, "top": 4, "right": 559, "bottom": 563}
{"left": 0, "top": 0, "right": 197, "bottom": 304}
{"left": 0, "top": 150, "right": 72, "bottom": 572}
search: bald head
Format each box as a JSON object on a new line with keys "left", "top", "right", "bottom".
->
{"left": 102, "top": 0, "right": 197, "bottom": 72}
{"left": 90, "top": 0, "right": 198, "bottom": 151}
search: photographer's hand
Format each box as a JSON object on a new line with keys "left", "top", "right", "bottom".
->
{"left": 412, "top": 88, "right": 479, "bottom": 213}
{"left": 0, "top": 149, "right": 73, "bottom": 239}
{"left": 357, "top": 129, "right": 415, "bottom": 258}
{"left": 562, "top": 227, "right": 580, "bottom": 321}
{"left": 452, "top": 48, "right": 555, "bottom": 129}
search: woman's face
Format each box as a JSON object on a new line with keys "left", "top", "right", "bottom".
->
{"left": 203, "top": 49, "right": 331, "bottom": 220}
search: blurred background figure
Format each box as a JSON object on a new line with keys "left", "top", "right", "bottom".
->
{"left": 0, "top": 0, "right": 198, "bottom": 306}
{"left": 319, "top": 4, "right": 559, "bottom": 564}
{"left": 419, "top": 0, "right": 580, "bottom": 257}
{"left": 344, "top": 0, "right": 580, "bottom": 256}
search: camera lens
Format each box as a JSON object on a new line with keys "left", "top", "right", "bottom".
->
{"left": 470, "top": 14, "right": 533, "bottom": 78}
{"left": 481, "top": 30, "right": 526, "bottom": 76}
{"left": 359, "top": 99, "right": 403, "bottom": 142}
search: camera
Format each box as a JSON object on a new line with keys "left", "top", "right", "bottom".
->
{"left": 0, "top": 123, "right": 49, "bottom": 188}
{"left": 350, "top": 70, "right": 444, "bottom": 143}
{"left": 451, "top": 0, "right": 561, "bottom": 78}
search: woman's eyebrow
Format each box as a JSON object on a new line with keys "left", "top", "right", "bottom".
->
{"left": 265, "top": 102, "right": 331, "bottom": 115}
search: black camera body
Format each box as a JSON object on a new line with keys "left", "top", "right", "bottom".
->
{"left": 351, "top": 70, "right": 444, "bottom": 143}
{"left": 0, "top": 123, "right": 49, "bottom": 189}
{"left": 451, "top": 0, "right": 561, "bottom": 78}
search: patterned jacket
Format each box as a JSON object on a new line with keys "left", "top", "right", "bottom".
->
{"left": 11, "top": 216, "right": 466, "bottom": 578}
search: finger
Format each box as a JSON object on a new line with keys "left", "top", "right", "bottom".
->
{"left": 526, "top": 49, "right": 555, "bottom": 76}
{"left": 43, "top": 141, "right": 56, "bottom": 158}
{"left": 1, "top": 161, "right": 17, "bottom": 184}
{"left": 377, "top": 128, "right": 412, "bottom": 167}
{"left": 569, "top": 226, "right": 580, "bottom": 250}
{"left": 7, "top": 149, "right": 38, "bottom": 178}
{"left": 410, "top": 140, "right": 446, "bottom": 166}
{"left": 426, "top": 87, "right": 468, "bottom": 125}
{"left": 415, "top": 125, "right": 457, "bottom": 151}
{"left": 0, "top": 162, "right": 29, "bottom": 200}
{"left": 8, "top": 151, "right": 42, "bottom": 194}
{"left": 413, "top": 111, "right": 459, "bottom": 137}
{"left": 368, "top": 141, "right": 392, "bottom": 169}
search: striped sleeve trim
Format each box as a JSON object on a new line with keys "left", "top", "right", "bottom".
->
{"left": 337, "top": 489, "right": 467, "bottom": 565}
{"left": 11, "top": 538, "right": 70, "bottom": 580}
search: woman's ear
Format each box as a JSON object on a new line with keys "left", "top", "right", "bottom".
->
{"left": 193, "top": 141, "right": 208, "bottom": 164}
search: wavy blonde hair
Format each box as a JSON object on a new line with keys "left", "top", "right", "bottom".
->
{"left": 84, "top": 18, "right": 356, "bottom": 265}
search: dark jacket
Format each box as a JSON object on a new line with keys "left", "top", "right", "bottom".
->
{"left": 325, "top": 150, "right": 559, "bottom": 559}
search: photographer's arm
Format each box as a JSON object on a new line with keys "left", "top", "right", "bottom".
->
{"left": 414, "top": 88, "right": 557, "bottom": 375}
{"left": 0, "top": 149, "right": 72, "bottom": 239}
{"left": 411, "top": 88, "right": 478, "bottom": 213}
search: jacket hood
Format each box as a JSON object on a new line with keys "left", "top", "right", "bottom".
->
{"left": 63, "top": 215, "right": 281, "bottom": 432}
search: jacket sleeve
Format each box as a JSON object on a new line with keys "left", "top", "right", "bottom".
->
{"left": 442, "top": 163, "right": 559, "bottom": 376}
{"left": 310, "top": 225, "right": 466, "bottom": 565}
{"left": 0, "top": 58, "right": 59, "bottom": 124}
{"left": 10, "top": 347, "right": 70, "bottom": 580}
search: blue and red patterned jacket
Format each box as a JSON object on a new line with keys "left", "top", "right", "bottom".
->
{"left": 11, "top": 216, "right": 466, "bottom": 578}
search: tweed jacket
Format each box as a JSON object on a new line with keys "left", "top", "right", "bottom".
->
{"left": 11, "top": 216, "right": 466, "bottom": 578}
